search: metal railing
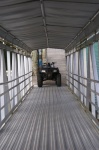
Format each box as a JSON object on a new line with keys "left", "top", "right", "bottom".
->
{"left": 66, "top": 71, "right": 99, "bottom": 118}
{"left": 0, "top": 71, "right": 33, "bottom": 128}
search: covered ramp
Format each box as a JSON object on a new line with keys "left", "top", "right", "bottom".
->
{"left": 0, "top": 0, "right": 99, "bottom": 150}
{"left": 0, "top": 86, "right": 99, "bottom": 150}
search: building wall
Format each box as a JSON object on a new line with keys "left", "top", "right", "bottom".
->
{"left": 47, "top": 48, "right": 66, "bottom": 85}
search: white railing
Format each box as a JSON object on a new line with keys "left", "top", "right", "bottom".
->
{"left": 0, "top": 49, "right": 33, "bottom": 128}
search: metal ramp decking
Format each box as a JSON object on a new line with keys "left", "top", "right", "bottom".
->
{"left": 0, "top": 86, "right": 99, "bottom": 150}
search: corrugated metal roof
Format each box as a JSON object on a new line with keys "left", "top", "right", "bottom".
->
{"left": 0, "top": 0, "right": 99, "bottom": 51}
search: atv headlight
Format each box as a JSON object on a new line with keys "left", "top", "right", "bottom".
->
{"left": 53, "top": 70, "right": 57, "bottom": 72}
{"left": 41, "top": 70, "right": 46, "bottom": 73}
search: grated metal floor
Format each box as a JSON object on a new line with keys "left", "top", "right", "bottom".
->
{"left": 0, "top": 86, "right": 99, "bottom": 150}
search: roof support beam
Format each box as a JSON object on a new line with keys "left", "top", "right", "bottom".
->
{"left": 40, "top": 0, "right": 49, "bottom": 48}
{"left": 65, "top": 10, "right": 99, "bottom": 51}
{"left": 0, "top": 26, "right": 32, "bottom": 52}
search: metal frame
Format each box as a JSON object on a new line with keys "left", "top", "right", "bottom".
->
{"left": 66, "top": 41, "right": 99, "bottom": 119}
{"left": 40, "top": 0, "right": 49, "bottom": 48}
{"left": 0, "top": 48, "right": 33, "bottom": 128}
{"left": 0, "top": 27, "right": 32, "bottom": 52}
{"left": 65, "top": 10, "right": 99, "bottom": 51}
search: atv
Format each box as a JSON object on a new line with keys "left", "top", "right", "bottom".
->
{"left": 37, "top": 62, "right": 61, "bottom": 87}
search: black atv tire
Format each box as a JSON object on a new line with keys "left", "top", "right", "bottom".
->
{"left": 37, "top": 73, "right": 42, "bottom": 87}
{"left": 56, "top": 73, "right": 61, "bottom": 87}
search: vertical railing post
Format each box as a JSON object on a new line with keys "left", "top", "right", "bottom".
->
{"left": 12, "top": 53, "right": 19, "bottom": 106}
{"left": 72, "top": 52, "right": 74, "bottom": 92}
{"left": 79, "top": 50, "right": 84, "bottom": 103}
{"left": 17, "top": 54, "right": 21, "bottom": 99}
{"left": 68, "top": 55, "right": 70, "bottom": 87}
{"left": 73, "top": 51, "right": 77, "bottom": 95}
{"left": 28, "top": 57, "right": 32, "bottom": 88}
{"left": 0, "top": 49, "right": 10, "bottom": 121}
{"left": 65, "top": 55, "right": 67, "bottom": 85}
{"left": 90, "top": 44, "right": 99, "bottom": 118}
{"left": 66, "top": 55, "right": 68, "bottom": 86}
{"left": 78, "top": 51, "right": 80, "bottom": 99}
{"left": 20, "top": 55, "right": 25, "bottom": 97}
{"left": 86, "top": 47, "right": 91, "bottom": 110}
{"left": 24, "top": 55, "right": 27, "bottom": 93}
{"left": 7, "top": 51, "right": 12, "bottom": 100}
{"left": 28, "top": 57, "right": 32, "bottom": 87}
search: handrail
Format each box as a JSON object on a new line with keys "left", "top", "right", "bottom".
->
{"left": 0, "top": 79, "right": 32, "bottom": 110}
{"left": 0, "top": 71, "right": 32, "bottom": 85}
{"left": 0, "top": 74, "right": 32, "bottom": 96}
{"left": 66, "top": 74, "right": 99, "bottom": 96}
{"left": 0, "top": 72, "right": 33, "bottom": 128}
{"left": 66, "top": 73, "right": 99, "bottom": 111}
{"left": 66, "top": 70, "right": 99, "bottom": 83}
{"left": 66, "top": 79, "right": 99, "bottom": 111}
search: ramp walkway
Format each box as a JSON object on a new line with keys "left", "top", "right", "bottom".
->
{"left": 0, "top": 86, "right": 99, "bottom": 150}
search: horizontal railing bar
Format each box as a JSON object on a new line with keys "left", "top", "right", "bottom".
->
{"left": 66, "top": 78, "right": 99, "bottom": 110}
{"left": 66, "top": 70, "right": 99, "bottom": 83}
{"left": 0, "top": 75, "right": 32, "bottom": 97}
{"left": 0, "top": 79, "right": 32, "bottom": 110}
{"left": 66, "top": 74, "right": 99, "bottom": 96}
{"left": 0, "top": 71, "right": 32, "bottom": 85}
{"left": 67, "top": 74, "right": 87, "bottom": 88}
{"left": 67, "top": 79, "right": 86, "bottom": 98}
{"left": 0, "top": 86, "right": 33, "bottom": 129}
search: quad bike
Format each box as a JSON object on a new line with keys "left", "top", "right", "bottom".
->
{"left": 37, "top": 62, "right": 61, "bottom": 87}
